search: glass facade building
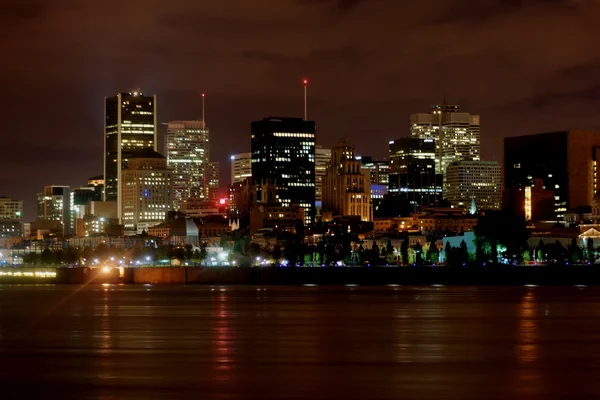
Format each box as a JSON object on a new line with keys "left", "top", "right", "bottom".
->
{"left": 389, "top": 137, "right": 441, "bottom": 207}
{"left": 251, "top": 117, "right": 316, "bottom": 225}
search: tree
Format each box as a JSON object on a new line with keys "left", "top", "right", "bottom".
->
{"left": 272, "top": 244, "right": 282, "bottom": 262}
{"left": 372, "top": 241, "right": 380, "bottom": 261}
{"left": 414, "top": 242, "right": 423, "bottom": 266}
{"left": 386, "top": 239, "right": 394, "bottom": 257}
{"left": 522, "top": 249, "right": 531, "bottom": 263}
{"left": 428, "top": 241, "right": 440, "bottom": 264}
{"left": 554, "top": 241, "right": 565, "bottom": 264}
{"left": 474, "top": 210, "right": 530, "bottom": 264}
{"left": 401, "top": 238, "right": 409, "bottom": 265}
{"left": 459, "top": 240, "right": 469, "bottom": 265}
{"left": 568, "top": 238, "right": 580, "bottom": 263}
{"left": 587, "top": 238, "right": 595, "bottom": 263}
{"left": 444, "top": 242, "right": 452, "bottom": 264}
{"left": 41, "top": 248, "right": 53, "bottom": 265}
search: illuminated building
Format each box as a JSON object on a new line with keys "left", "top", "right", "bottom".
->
{"left": 0, "top": 197, "right": 23, "bottom": 220}
{"left": 121, "top": 150, "right": 173, "bottom": 235}
{"left": 410, "top": 104, "right": 480, "bottom": 183}
{"left": 37, "top": 186, "right": 71, "bottom": 236}
{"left": 251, "top": 117, "right": 316, "bottom": 225}
{"left": 315, "top": 145, "right": 331, "bottom": 212}
{"left": 230, "top": 152, "right": 252, "bottom": 185}
{"left": 165, "top": 120, "right": 210, "bottom": 208}
{"left": 104, "top": 90, "right": 157, "bottom": 222}
{"left": 148, "top": 218, "right": 200, "bottom": 246}
{"left": 0, "top": 197, "right": 23, "bottom": 237}
{"left": 360, "top": 156, "right": 389, "bottom": 185}
{"left": 388, "top": 137, "right": 441, "bottom": 207}
{"left": 504, "top": 130, "right": 600, "bottom": 220}
{"left": 323, "top": 139, "right": 372, "bottom": 221}
{"left": 71, "top": 177, "right": 104, "bottom": 234}
{"left": 444, "top": 161, "right": 502, "bottom": 211}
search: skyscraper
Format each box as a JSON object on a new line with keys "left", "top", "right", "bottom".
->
{"left": 323, "top": 139, "right": 372, "bottom": 221}
{"left": 445, "top": 161, "right": 502, "bottom": 211}
{"left": 37, "top": 186, "right": 71, "bottom": 236}
{"left": 165, "top": 120, "right": 209, "bottom": 208}
{"left": 251, "top": 117, "right": 316, "bottom": 225}
{"left": 388, "top": 137, "right": 440, "bottom": 208}
{"left": 315, "top": 146, "right": 331, "bottom": 211}
{"left": 230, "top": 152, "right": 252, "bottom": 185}
{"left": 410, "top": 104, "right": 480, "bottom": 183}
{"left": 104, "top": 91, "right": 157, "bottom": 221}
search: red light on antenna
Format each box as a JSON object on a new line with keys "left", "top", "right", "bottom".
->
{"left": 201, "top": 93, "right": 205, "bottom": 97}
{"left": 303, "top": 79, "right": 308, "bottom": 86}
{"left": 219, "top": 198, "right": 227, "bottom": 205}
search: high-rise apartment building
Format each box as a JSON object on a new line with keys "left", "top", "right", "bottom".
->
{"left": 410, "top": 104, "right": 480, "bottom": 183}
{"left": 104, "top": 91, "right": 157, "bottom": 221}
{"left": 445, "top": 161, "right": 502, "bottom": 211}
{"left": 121, "top": 150, "right": 173, "bottom": 235}
{"left": 389, "top": 137, "right": 441, "bottom": 207}
{"left": 504, "top": 130, "right": 600, "bottom": 220}
{"left": 230, "top": 152, "right": 252, "bottom": 185}
{"left": 323, "top": 139, "right": 372, "bottom": 221}
{"left": 165, "top": 120, "right": 209, "bottom": 208}
{"left": 315, "top": 146, "right": 331, "bottom": 210}
{"left": 251, "top": 117, "right": 316, "bottom": 225}
{"left": 37, "top": 186, "right": 71, "bottom": 236}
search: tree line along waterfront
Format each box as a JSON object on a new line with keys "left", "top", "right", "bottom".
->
{"left": 9, "top": 211, "right": 600, "bottom": 268}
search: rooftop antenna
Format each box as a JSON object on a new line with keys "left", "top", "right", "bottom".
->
{"left": 303, "top": 79, "right": 308, "bottom": 120}
{"left": 201, "top": 92, "right": 206, "bottom": 129}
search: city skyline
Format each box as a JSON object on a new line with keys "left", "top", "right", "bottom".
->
{"left": 4, "top": 1, "right": 600, "bottom": 219}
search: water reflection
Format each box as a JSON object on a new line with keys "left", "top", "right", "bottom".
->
{"left": 212, "top": 290, "right": 234, "bottom": 381}
{"left": 517, "top": 291, "right": 539, "bottom": 364}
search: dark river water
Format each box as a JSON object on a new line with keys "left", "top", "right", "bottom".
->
{"left": 0, "top": 285, "right": 599, "bottom": 399}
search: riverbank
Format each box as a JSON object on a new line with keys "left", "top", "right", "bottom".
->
{"left": 1, "top": 265, "right": 600, "bottom": 285}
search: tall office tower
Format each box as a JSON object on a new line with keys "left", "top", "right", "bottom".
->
{"left": 410, "top": 104, "right": 480, "bottom": 183}
{"left": 388, "top": 137, "right": 441, "bottom": 208}
{"left": 315, "top": 146, "right": 332, "bottom": 211}
{"left": 121, "top": 150, "right": 172, "bottom": 235}
{"left": 230, "top": 152, "right": 252, "bottom": 185}
{"left": 251, "top": 117, "right": 316, "bottom": 225}
{"left": 206, "top": 161, "right": 220, "bottom": 201}
{"left": 37, "top": 186, "right": 71, "bottom": 236}
{"left": 323, "top": 139, "right": 372, "bottom": 221}
{"left": 0, "top": 197, "right": 23, "bottom": 237}
{"left": 104, "top": 90, "right": 157, "bottom": 221}
{"left": 445, "top": 161, "right": 502, "bottom": 211}
{"left": 504, "top": 130, "right": 600, "bottom": 220}
{"left": 165, "top": 120, "right": 209, "bottom": 208}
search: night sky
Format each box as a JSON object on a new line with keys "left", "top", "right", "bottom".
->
{"left": 2, "top": 0, "right": 600, "bottom": 220}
